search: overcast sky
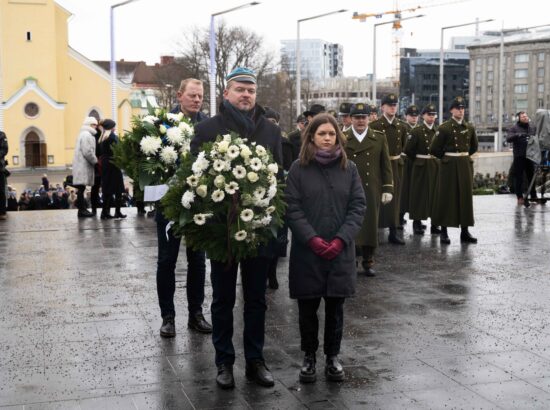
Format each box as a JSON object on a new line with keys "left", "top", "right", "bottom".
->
{"left": 56, "top": 0, "right": 550, "bottom": 79}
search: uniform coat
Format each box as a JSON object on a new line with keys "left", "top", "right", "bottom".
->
{"left": 400, "top": 123, "right": 416, "bottom": 216}
{"left": 429, "top": 118, "right": 478, "bottom": 227}
{"left": 285, "top": 158, "right": 366, "bottom": 299}
{"left": 370, "top": 115, "right": 408, "bottom": 227}
{"left": 344, "top": 127, "right": 393, "bottom": 248}
{"left": 100, "top": 133, "right": 125, "bottom": 196}
{"left": 72, "top": 125, "right": 98, "bottom": 186}
{"left": 405, "top": 123, "right": 439, "bottom": 220}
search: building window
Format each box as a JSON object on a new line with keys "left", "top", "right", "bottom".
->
{"left": 538, "top": 99, "right": 544, "bottom": 108}
{"left": 487, "top": 101, "right": 493, "bottom": 110}
{"left": 515, "top": 54, "right": 529, "bottom": 63}
{"left": 516, "top": 99, "right": 528, "bottom": 110}
{"left": 488, "top": 57, "right": 494, "bottom": 66}
{"left": 475, "top": 72, "right": 482, "bottom": 81}
{"left": 514, "top": 84, "right": 528, "bottom": 93}
{"left": 476, "top": 58, "right": 482, "bottom": 66}
{"left": 515, "top": 69, "right": 528, "bottom": 79}
{"left": 538, "top": 52, "right": 545, "bottom": 62}
{"left": 24, "top": 102, "right": 39, "bottom": 118}
{"left": 487, "top": 86, "right": 493, "bottom": 95}
{"left": 12, "top": 156, "right": 19, "bottom": 165}
{"left": 475, "top": 115, "right": 481, "bottom": 123}
{"left": 47, "top": 155, "right": 54, "bottom": 164}
{"left": 487, "top": 71, "right": 494, "bottom": 81}
{"left": 538, "top": 84, "right": 545, "bottom": 93}
{"left": 538, "top": 68, "right": 545, "bottom": 77}
{"left": 475, "top": 86, "right": 481, "bottom": 96}
{"left": 26, "top": 31, "right": 31, "bottom": 41}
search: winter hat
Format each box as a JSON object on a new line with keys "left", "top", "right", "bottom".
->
{"left": 101, "top": 119, "right": 116, "bottom": 130}
{"left": 83, "top": 116, "right": 98, "bottom": 126}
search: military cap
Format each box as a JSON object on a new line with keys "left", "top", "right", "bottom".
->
{"left": 303, "top": 104, "right": 326, "bottom": 118}
{"left": 338, "top": 102, "right": 352, "bottom": 115}
{"left": 264, "top": 107, "right": 280, "bottom": 122}
{"left": 369, "top": 104, "right": 378, "bottom": 113}
{"left": 226, "top": 67, "right": 256, "bottom": 84}
{"left": 421, "top": 104, "right": 437, "bottom": 115}
{"left": 296, "top": 114, "right": 305, "bottom": 123}
{"left": 350, "top": 103, "right": 370, "bottom": 116}
{"left": 381, "top": 93, "right": 399, "bottom": 105}
{"left": 405, "top": 105, "right": 419, "bottom": 116}
{"left": 449, "top": 96, "right": 466, "bottom": 110}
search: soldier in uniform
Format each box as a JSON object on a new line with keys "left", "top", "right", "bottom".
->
{"left": 283, "top": 114, "right": 306, "bottom": 171}
{"left": 344, "top": 103, "right": 393, "bottom": 277}
{"left": 400, "top": 104, "right": 420, "bottom": 230}
{"left": 370, "top": 94, "right": 408, "bottom": 245}
{"left": 338, "top": 102, "right": 352, "bottom": 132}
{"left": 405, "top": 104, "right": 441, "bottom": 235}
{"left": 368, "top": 104, "right": 378, "bottom": 122}
{"left": 429, "top": 96, "right": 478, "bottom": 245}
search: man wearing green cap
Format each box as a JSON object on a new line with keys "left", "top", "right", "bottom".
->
{"left": 400, "top": 104, "right": 420, "bottom": 230}
{"left": 338, "top": 102, "right": 352, "bottom": 132}
{"left": 429, "top": 96, "right": 478, "bottom": 245}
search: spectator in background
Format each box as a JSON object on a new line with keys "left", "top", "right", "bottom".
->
{"left": 72, "top": 116, "right": 99, "bottom": 217}
{"left": 42, "top": 174, "right": 50, "bottom": 191}
{"left": 0, "top": 129, "right": 8, "bottom": 220}
{"left": 7, "top": 187, "right": 18, "bottom": 211}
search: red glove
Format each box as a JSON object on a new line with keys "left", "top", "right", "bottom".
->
{"left": 308, "top": 236, "right": 330, "bottom": 256}
{"left": 320, "top": 238, "right": 345, "bottom": 260}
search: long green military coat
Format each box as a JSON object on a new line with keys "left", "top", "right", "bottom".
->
{"left": 400, "top": 122, "right": 416, "bottom": 216}
{"left": 429, "top": 118, "right": 478, "bottom": 227}
{"left": 370, "top": 115, "right": 408, "bottom": 227}
{"left": 344, "top": 127, "right": 393, "bottom": 248}
{"left": 404, "top": 123, "right": 439, "bottom": 220}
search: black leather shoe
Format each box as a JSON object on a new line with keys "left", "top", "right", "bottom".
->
{"left": 216, "top": 364, "right": 235, "bottom": 389}
{"left": 77, "top": 210, "right": 94, "bottom": 218}
{"left": 430, "top": 226, "right": 442, "bottom": 234}
{"left": 160, "top": 316, "right": 176, "bottom": 338}
{"left": 421, "top": 223, "right": 427, "bottom": 229}
{"left": 299, "top": 352, "right": 316, "bottom": 383}
{"left": 114, "top": 212, "right": 127, "bottom": 219}
{"left": 460, "top": 230, "right": 478, "bottom": 244}
{"left": 325, "top": 355, "right": 345, "bottom": 382}
{"left": 188, "top": 312, "right": 212, "bottom": 334}
{"left": 388, "top": 234, "right": 405, "bottom": 245}
{"left": 246, "top": 359, "right": 275, "bottom": 387}
{"left": 413, "top": 221, "right": 425, "bottom": 235}
{"left": 91, "top": 208, "right": 97, "bottom": 216}
{"left": 267, "top": 273, "right": 279, "bottom": 290}
{"left": 440, "top": 233, "right": 451, "bottom": 245}
{"left": 100, "top": 213, "right": 114, "bottom": 220}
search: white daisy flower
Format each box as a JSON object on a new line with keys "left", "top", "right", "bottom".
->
{"left": 196, "top": 185, "right": 208, "bottom": 198}
{"left": 186, "top": 175, "right": 199, "bottom": 187}
{"left": 140, "top": 136, "right": 162, "bottom": 155}
{"left": 225, "top": 181, "right": 239, "bottom": 195}
{"left": 211, "top": 189, "right": 225, "bottom": 202}
{"left": 160, "top": 146, "right": 178, "bottom": 164}
{"left": 249, "top": 157, "right": 263, "bottom": 171}
{"left": 193, "top": 213, "right": 211, "bottom": 225}
{"left": 266, "top": 206, "right": 276, "bottom": 214}
{"left": 240, "top": 209, "right": 254, "bottom": 222}
{"left": 181, "top": 191, "right": 195, "bottom": 209}
{"left": 166, "top": 127, "right": 184, "bottom": 145}
{"left": 234, "top": 230, "right": 247, "bottom": 241}
{"left": 232, "top": 165, "right": 246, "bottom": 179}
{"left": 247, "top": 172, "right": 259, "bottom": 183}
{"left": 226, "top": 145, "right": 240, "bottom": 159}
{"left": 267, "top": 163, "right": 278, "bottom": 174}
{"left": 253, "top": 187, "right": 266, "bottom": 199}
{"left": 255, "top": 145, "right": 267, "bottom": 156}
{"left": 213, "top": 159, "right": 227, "bottom": 172}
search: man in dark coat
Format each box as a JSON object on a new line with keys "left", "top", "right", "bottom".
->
{"left": 191, "top": 67, "right": 283, "bottom": 390}
{"left": 344, "top": 103, "right": 393, "bottom": 277}
{"left": 400, "top": 104, "right": 419, "bottom": 230}
{"left": 430, "top": 96, "right": 478, "bottom": 245}
{"left": 405, "top": 104, "right": 441, "bottom": 235}
{"left": 0, "top": 130, "right": 8, "bottom": 220}
{"left": 506, "top": 111, "right": 537, "bottom": 205}
{"left": 370, "top": 94, "right": 408, "bottom": 245}
{"left": 282, "top": 114, "right": 305, "bottom": 171}
{"left": 156, "top": 78, "right": 212, "bottom": 340}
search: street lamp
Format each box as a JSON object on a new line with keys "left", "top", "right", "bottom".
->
{"left": 439, "top": 19, "right": 494, "bottom": 123}
{"left": 209, "top": 2, "right": 261, "bottom": 116}
{"left": 372, "top": 15, "right": 424, "bottom": 105}
{"left": 296, "top": 9, "right": 347, "bottom": 117}
{"left": 110, "top": 0, "right": 142, "bottom": 123}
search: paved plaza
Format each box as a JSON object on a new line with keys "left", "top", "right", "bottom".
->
{"left": 1, "top": 195, "right": 550, "bottom": 409}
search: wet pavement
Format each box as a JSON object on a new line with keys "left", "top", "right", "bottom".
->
{"left": 0, "top": 195, "right": 549, "bottom": 409}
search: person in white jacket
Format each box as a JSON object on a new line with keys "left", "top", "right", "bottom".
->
{"left": 72, "top": 116, "right": 98, "bottom": 217}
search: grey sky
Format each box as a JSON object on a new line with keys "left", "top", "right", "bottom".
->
{"left": 56, "top": 0, "right": 549, "bottom": 79}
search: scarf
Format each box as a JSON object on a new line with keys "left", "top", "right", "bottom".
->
{"left": 315, "top": 146, "right": 342, "bottom": 165}
{"left": 222, "top": 100, "right": 256, "bottom": 137}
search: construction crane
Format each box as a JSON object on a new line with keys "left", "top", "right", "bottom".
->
{"left": 353, "top": 0, "right": 469, "bottom": 85}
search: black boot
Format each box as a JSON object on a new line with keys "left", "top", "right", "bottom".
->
{"left": 460, "top": 227, "right": 478, "bottom": 244}
{"left": 216, "top": 364, "right": 235, "bottom": 389}
{"left": 325, "top": 355, "right": 345, "bottom": 382}
{"left": 136, "top": 201, "right": 146, "bottom": 215}
{"left": 159, "top": 316, "right": 176, "bottom": 338}
{"left": 430, "top": 225, "right": 442, "bottom": 234}
{"left": 413, "top": 220, "right": 425, "bottom": 235}
{"left": 114, "top": 196, "right": 127, "bottom": 219}
{"left": 245, "top": 359, "right": 274, "bottom": 387}
{"left": 440, "top": 226, "right": 450, "bottom": 245}
{"left": 388, "top": 227, "right": 405, "bottom": 245}
{"left": 101, "top": 196, "right": 113, "bottom": 219}
{"left": 299, "top": 352, "right": 316, "bottom": 383}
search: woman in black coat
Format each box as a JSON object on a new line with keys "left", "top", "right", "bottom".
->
{"left": 285, "top": 114, "right": 366, "bottom": 383}
{"left": 99, "top": 119, "right": 126, "bottom": 219}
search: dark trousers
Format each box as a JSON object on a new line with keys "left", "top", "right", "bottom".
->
{"left": 102, "top": 193, "right": 122, "bottom": 215}
{"left": 75, "top": 185, "right": 87, "bottom": 212}
{"left": 513, "top": 156, "right": 536, "bottom": 199}
{"left": 0, "top": 173, "right": 6, "bottom": 215}
{"left": 91, "top": 177, "right": 101, "bottom": 211}
{"left": 210, "top": 257, "right": 268, "bottom": 366}
{"left": 298, "top": 297, "right": 345, "bottom": 356}
{"left": 156, "top": 211, "right": 206, "bottom": 318}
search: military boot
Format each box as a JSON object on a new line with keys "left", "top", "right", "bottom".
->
{"left": 299, "top": 352, "right": 316, "bottom": 383}
{"left": 413, "top": 220, "right": 425, "bottom": 235}
{"left": 460, "top": 227, "right": 478, "bottom": 244}
{"left": 440, "top": 226, "right": 450, "bottom": 245}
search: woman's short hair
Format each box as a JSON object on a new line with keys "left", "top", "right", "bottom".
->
{"left": 299, "top": 113, "right": 348, "bottom": 169}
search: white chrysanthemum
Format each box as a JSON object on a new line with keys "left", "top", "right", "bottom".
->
{"left": 196, "top": 185, "right": 208, "bottom": 198}
{"left": 178, "top": 122, "right": 193, "bottom": 137}
{"left": 211, "top": 189, "right": 225, "bottom": 202}
{"left": 226, "top": 145, "right": 240, "bottom": 159}
{"left": 186, "top": 175, "right": 199, "bottom": 187}
{"left": 225, "top": 181, "right": 239, "bottom": 195}
{"left": 213, "top": 159, "right": 227, "bottom": 172}
{"left": 191, "top": 152, "right": 210, "bottom": 175}
{"left": 166, "top": 113, "right": 180, "bottom": 123}
{"left": 240, "top": 145, "right": 252, "bottom": 159}
{"left": 255, "top": 198, "right": 270, "bottom": 208}
{"left": 166, "top": 126, "right": 184, "bottom": 145}
{"left": 217, "top": 140, "right": 230, "bottom": 153}
{"left": 232, "top": 165, "right": 246, "bottom": 179}
{"left": 234, "top": 230, "right": 247, "bottom": 241}
{"left": 268, "top": 175, "right": 277, "bottom": 185}
{"left": 214, "top": 175, "right": 225, "bottom": 188}
{"left": 140, "top": 136, "right": 162, "bottom": 155}
{"left": 248, "top": 157, "right": 263, "bottom": 171}
{"left": 255, "top": 145, "right": 267, "bottom": 156}
{"left": 159, "top": 124, "right": 167, "bottom": 134}
{"left": 240, "top": 209, "right": 254, "bottom": 222}
{"left": 267, "top": 163, "right": 278, "bottom": 174}
{"left": 223, "top": 134, "right": 232, "bottom": 143}
{"left": 266, "top": 205, "right": 276, "bottom": 214}
{"left": 193, "top": 213, "right": 212, "bottom": 226}
{"left": 160, "top": 146, "right": 178, "bottom": 164}
{"left": 267, "top": 184, "right": 277, "bottom": 200}
{"left": 260, "top": 215, "right": 272, "bottom": 226}
{"left": 247, "top": 172, "right": 259, "bottom": 183}
{"left": 179, "top": 141, "right": 190, "bottom": 154}
{"left": 142, "top": 115, "right": 158, "bottom": 125}
{"left": 181, "top": 191, "right": 195, "bottom": 209}
{"left": 253, "top": 187, "right": 266, "bottom": 199}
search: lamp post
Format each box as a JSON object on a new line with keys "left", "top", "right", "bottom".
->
{"left": 439, "top": 19, "right": 493, "bottom": 123}
{"left": 296, "top": 9, "right": 347, "bottom": 117}
{"left": 110, "top": 0, "right": 142, "bottom": 122}
{"left": 372, "top": 15, "right": 424, "bottom": 105}
{"left": 209, "top": 2, "right": 261, "bottom": 117}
